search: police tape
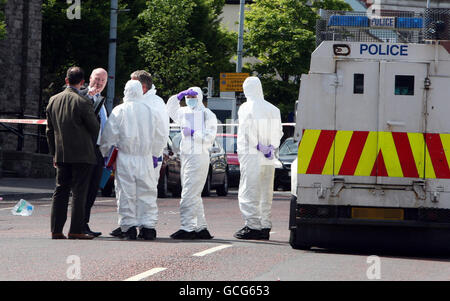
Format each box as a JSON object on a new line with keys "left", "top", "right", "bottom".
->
{"left": 0, "top": 119, "right": 47, "bottom": 125}
{"left": 0, "top": 119, "right": 295, "bottom": 127}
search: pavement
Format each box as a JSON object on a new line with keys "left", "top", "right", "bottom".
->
{"left": 0, "top": 177, "right": 55, "bottom": 201}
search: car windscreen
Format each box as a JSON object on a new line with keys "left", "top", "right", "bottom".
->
{"left": 279, "top": 138, "right": 298, "bottom": 156}
{"left": 217, "top": 136, "right": 237, "bottom": 154}
{"left": 170, "top": 129, "right": 180, "bottom": 141}
{"left": 172, "top": 133, "right": 182, "bottom": 151}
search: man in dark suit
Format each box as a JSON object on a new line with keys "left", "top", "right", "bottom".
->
{"left": 46, "top": 67, "right": 100, "bottom": 240}
{"left": 79, "top": 68, "right": 108, "bottom": 237}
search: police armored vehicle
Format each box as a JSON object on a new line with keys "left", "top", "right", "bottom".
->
{"left": 290, "top": 9, "right": 450, "bottom": 252}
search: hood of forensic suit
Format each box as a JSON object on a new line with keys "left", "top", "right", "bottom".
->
{"left": 123, "top": 80, "right": 144, "bottom": 103}
{"left": 187, "top": 86, "right": 205, "bottom": 110}
{"left": 147, "top": 84, "right": 157, "bottom": 95}
{"left": 243, "top": 76, "right": 264, "bottom": 103}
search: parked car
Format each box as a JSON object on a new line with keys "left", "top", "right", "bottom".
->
{"left": 274, "top": 137, "right": 298, "bottom": 191}
{"left": 216, "top": 133, "right": 240, "bottom": 187}
{"left": 158, "top": 131, "right": 229, "bottom": 198}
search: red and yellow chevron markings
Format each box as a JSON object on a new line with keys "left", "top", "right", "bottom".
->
{"left": 298, "top": 130, "right": 450, "bottom": 179}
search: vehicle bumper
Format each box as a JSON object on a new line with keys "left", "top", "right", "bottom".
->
{"left": 290, "top": 203, "right": 450, "bottom": 252}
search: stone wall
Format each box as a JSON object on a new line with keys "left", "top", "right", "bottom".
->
{"left": 1, "top": 150, "right": 55, "bottom": 178}
{"left": 0, "top": 0, "right": 42, "bottom": 153}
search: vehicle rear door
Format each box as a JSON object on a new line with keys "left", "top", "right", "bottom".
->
{"left": 377, "top": 61, "right": 428, "bottom": 185}
{"left": 334, "top": 60, "right": 380, "bottom": 185}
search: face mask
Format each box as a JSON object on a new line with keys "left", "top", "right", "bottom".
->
{"left": 186, "top": 97, "right": 198, "bottom": 108}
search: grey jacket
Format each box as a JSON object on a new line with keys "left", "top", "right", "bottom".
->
{"left": 46, "top": 87, "right": 100, "bottom": 164}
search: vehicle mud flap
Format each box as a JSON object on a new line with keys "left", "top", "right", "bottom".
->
{"left": 289, "top": 196, "right": 312, "bottom": 250}
{"left": 289, "top": 226, "right": 311, "bottom": 250}
{"left": 289, "top": 195, "right": 297, "bottom": 229}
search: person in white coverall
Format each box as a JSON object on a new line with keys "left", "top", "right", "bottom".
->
{"left": 234, "top": 76, "right": 283, "bottom": 240}
{"left": 130, "top": 70, "right": 169, "bottom": 180}
{"left": 166, "top": 86, "right": 217, "bottom": 239}
{"left": 100, "top": 80, "right": 162, "bottom": 241}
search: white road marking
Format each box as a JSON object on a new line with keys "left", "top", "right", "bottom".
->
{"left": 192, "top": 244, "right": 232, "bottom": 257}
{"left": 0, "top": 207, "right": 14, "bottom": 211}
{"left": 124, "top": 267, "right": 167, "bottom": 281}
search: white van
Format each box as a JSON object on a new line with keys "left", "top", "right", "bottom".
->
{"left": 290, "top": 9, "right": 450, "bottom": 252}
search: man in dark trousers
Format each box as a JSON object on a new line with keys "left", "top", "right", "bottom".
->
{"left": 79, "top": 68, "right": 108, "bottom": 237}
{"left": 46, "top": 67, "right": 100, "bottom": 240}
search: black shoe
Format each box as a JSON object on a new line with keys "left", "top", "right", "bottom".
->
{"left": 84, "top": 224, "right": 102, "bottom": 237}
{"left": 260, "top": 228, "right": 271, "bottom": 240}
{"left": 122, "top": 227, "right": 137, "bottom": 240}
{"left": 234, "top": 226, "right": 262, "bottom": 240}
{"left": 110, "top": 227, "right": 123, "bottom": 238}
{"left": 138, "top": 228, "right": 157, "bottom": 240}
{"left": 170, "top": 229, "right": 196, "bottom": 240}
{"left": 195, "top": 229, "right": 214, "bottom": 239}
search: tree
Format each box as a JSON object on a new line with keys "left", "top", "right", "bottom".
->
{"left": 137, "top": 0, "right": 236, "bottom": 100}
{"left": 244, "top": 0, "right": 351, "bottom": 119}
{"left": 41, "top": 0, "right": 235, "bottom": 109}
{"left": 0, "top": 0, "right": 6, "bottom": 40}
{"left": 41, "top": 0, "right": 147, "bottom": 111}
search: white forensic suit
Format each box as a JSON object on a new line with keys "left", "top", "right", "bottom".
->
{"left": 100, "top": 80, "right": 158, "bottom": 232}
{"left": 237, "top": 77, "right": 283, "bottom": 231}
{"left": 166, "top": 87, "right": 218, "bottom": 232}
{"left": 142, "top": 84, "right": 170, "bottom": 178}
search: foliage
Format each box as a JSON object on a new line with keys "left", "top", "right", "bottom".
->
{"left": 41, "top": 0, "right": 147, "bottom": 110}
{"left": 0, "top": 0, "right": 6, "bottom": 40}
{"left": 41, "top": 0, "right": 235, "bottom": 111}
{"left": 137, "top": 0, "right": 236, "bottom": 99}
{"left": 244, "top": 0, "right": 351, "bottom": 119}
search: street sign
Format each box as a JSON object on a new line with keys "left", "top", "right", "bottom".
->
{"left": 220, "top": 73, "right": 249, "bottom": 92}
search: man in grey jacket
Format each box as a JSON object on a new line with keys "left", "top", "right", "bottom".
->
{"left": 46, "top": 67, "right": 99, "bottom": 240}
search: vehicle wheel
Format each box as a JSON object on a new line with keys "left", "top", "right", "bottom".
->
{"left": 274, "top": 178, "right": 280, "bottom": 191}
{"left": 289, "top": 228, "right": 311, "bottom": 250}
{"left": 216, "top": 170, "right": 228, "bottom": 196}
{"left": 158, "top": 172, "right": 169, "bottom": 198}
{"left": 202, "top": 171, "right": 211, "bottom": 197}
{"left": 171, "top": 182, "right": 182, "bottom": 198}
{"left": 101, "top": 178, "right": 114, "bottom": 197}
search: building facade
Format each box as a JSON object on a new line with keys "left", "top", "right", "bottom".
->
{"left": 0, "top": 0, "right": 48, "bottom": 178}
{"left": 0, "top": 0, "right": 42, "bottom": 153}
{"left": 369, "top": 0, "right": 450, "bottom": 14}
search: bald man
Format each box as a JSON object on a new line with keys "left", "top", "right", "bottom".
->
{"left": 80, "top": 68, "right": 109, "bottom": 237}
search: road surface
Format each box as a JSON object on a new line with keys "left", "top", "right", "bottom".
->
{"left": 0, "top": 189, "right": 449, "bottom": 282}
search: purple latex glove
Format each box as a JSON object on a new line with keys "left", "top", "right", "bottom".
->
{"left": 264, "top": 148, "right": 274, "bottom": 160}
{"left": 152, "top": 156, "right": 158, "bottom": 168}
{"left": 183, "top": 127, "right": 195, "bottom": 137}
{"left": 257, "top": 143, "right": 275, "bottom": 159}
{"left": 177, "top": 89, "right": 198, "bottom": 101}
